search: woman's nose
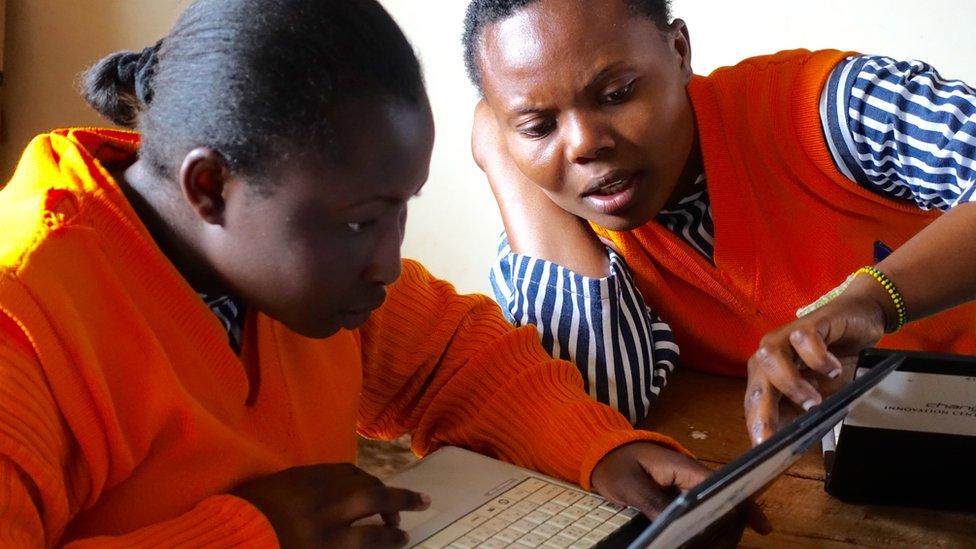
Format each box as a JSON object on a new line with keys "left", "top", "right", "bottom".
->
{"left": 564, "top": 111, "right": 615, "bottom": 164}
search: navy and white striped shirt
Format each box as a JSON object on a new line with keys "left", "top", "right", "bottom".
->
{"left": 490, "top": 54, "right": 976, "bottom": 424}
{"left": 200, "top": 293, "right": 245, "bottom": 353}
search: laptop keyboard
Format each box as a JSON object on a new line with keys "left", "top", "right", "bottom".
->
{"left": 416, "top": 477, "right": 640, "bottom": 548}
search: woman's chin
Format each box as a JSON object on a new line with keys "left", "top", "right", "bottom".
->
{"left": 587, "top": 210, "right": 653, "bottom": 232}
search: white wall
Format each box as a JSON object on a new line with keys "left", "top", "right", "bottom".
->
{"left": 2, "top": 1, "right": 974, "bottom": 296}
{"left": 383, "top": 0, "right": 976, "bottom": 294}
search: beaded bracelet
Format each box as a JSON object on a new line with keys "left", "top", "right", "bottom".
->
{"left": 856, "top": 266, "right": 907, "bottom": 332}
{"left": 795, "top": 266, "right": 907, "bottom": 333}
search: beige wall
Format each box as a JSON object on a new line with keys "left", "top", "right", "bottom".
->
{"left": 0, "top": 0, "right": 185, "bottom": 174}
{"left": 2, "top": 1, "right": 975, "bottom": 296}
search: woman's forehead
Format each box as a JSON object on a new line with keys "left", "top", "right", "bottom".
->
{"left": 479, "top": 0, "right": 661, "bottom": 106}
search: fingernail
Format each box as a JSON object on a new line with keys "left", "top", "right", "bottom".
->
{"left": 802, "top": 400, "right": 818, "bottom": 411}
{"left": 419, "top": 493, "right": 431, "bottom": 506}
{"left": 828, "top": 368, "right": 841, "bottom": 379}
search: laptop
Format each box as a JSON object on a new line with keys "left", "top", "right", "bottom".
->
{"left": 824, "top": 349, "right": 976, "bottom": 509}
{"left": 378, "top": 352, "right": 906, "bottom": 549}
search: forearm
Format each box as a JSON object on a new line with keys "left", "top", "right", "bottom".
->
{"left": 473, "top": 100, "right": 609, "bottom": 278}
{"left": 487, "top": 163, "right": 609, "bottom": 278}
{"left": 874, "top": 202, "right": 976, "bottom": 323}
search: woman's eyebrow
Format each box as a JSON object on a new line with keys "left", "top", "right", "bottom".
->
{"left": 584, "top": 62, "right": 627, "bottom": 90}
{"left": 337, "top": 196, "right": 399, "bottom": 213}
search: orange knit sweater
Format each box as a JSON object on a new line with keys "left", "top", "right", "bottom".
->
{"left": 592, "top": 49, "right": 976, "bottom": 376}
{"left": 0, "top": 128, "right": 684, "bottom": 547}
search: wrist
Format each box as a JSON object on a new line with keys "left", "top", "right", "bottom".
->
{"left": 839, "top": 272, "right": 896, "bottom": 333}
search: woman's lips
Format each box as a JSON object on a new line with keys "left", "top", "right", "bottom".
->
{"left": 583, "top": 172, "right": 639, "bottom": 215}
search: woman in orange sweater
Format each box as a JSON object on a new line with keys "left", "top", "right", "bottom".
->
{"left": 0, "top": 0, "right": 766, "bottom": 546}
{"left": 466, "top": 0, "right": 976, "bottom": 445}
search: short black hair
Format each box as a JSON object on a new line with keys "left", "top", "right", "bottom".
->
{"left": 83, "top": 0, "right": 426, "bottom": 185}
{"left": 462, "top": 0, "right": 672, "bottom": 94}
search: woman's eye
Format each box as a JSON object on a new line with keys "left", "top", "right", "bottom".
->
{"left": 347, "top": 220, "right": 376, "bottom": 234}
{"left": 602, "top": 81, "right": 635, "bottom": 104}
{"left": 518, "top": 118, "right": 556, "bottom": 139}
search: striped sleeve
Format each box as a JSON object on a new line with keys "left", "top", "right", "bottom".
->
{"left": 822, "top": 54, "right": 976, "bottom": 210}
{"left": 489, "top": 233, "right": 678, "bottom": 425}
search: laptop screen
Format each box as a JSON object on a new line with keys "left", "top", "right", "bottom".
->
{"left": 629, "top": 351, "right": 906, "bottom": 549}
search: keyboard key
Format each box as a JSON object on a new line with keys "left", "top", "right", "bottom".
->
{"left": 495, "top": 528, "right": 524, "bottom": 543}
{"left": 585, "top": 508, "right": 615, "bottom": 522}
{"left": 461, "top": 496, "right": 516, "bottom": 529}
{"left": 569, "top": 542, "right": 596, "bottom": 549}
{"left": 561, "top": 525, "right": 590, "bottom": 540}
{"left": 525, "top": 510, "right": 551, "bottom": 524}
{"left": 620, "top": 507, "right": 641, "bottom": 518}
{"left": 526, "top": 483, "right": 566, "bottom": 505}
{"left": 447, "top": 535, "right": 480, "bottom": 548}
{"left": 573, "top": 516, "right": 603, "bottom": 531}
{"left": 516, "top": 532, "right": 550, "bottom": 547}
{"left": 466, "top": 525, "right": 494, "bottom": 542}
{"left": 557, "top": 506, "right": 587, "bottom": 520}
{"left": 512, "top": 501, "right": 539, "bottom": 515}
{"left": 605, "top": 514, "right": 631, "bottom": 528}
{"left": 598, "top": 502, "right": 625, "bottom": 513}
{"left": 544, "top": 534, "right": 579, "bottom": 548}
{"left": 538, "top": 501, "right": 566, "bottom": 515}
{"left": 488, "top": 517, "right": 512, "bottom": 531}
{"left": 581, "top": 531, "right": 607, "bottom": 544}
{"left": 498, "top": 507, "right": 528, "bottom": 523}
{"left": 544, "top": 514, "right": 575, "bottom": 529}
{"left": 551, "top": 489, "right": 585, "bottom": 507}
{"left": 532, "top": 522, "right": 563, "bottom": 538}
{"left": 479, "top": 538, "right": 508, "bottom": 549}
{"left": 573, "top": 495, "right": 604, "bottom": 511}
{"left": 502, "top": 478, "right": 549, "bottom": 501}
{"left": 593, "top": 522, "right": 617, "bottom": 536}
{"left": 510, "top": 519, "right": 536, "bottom": 533}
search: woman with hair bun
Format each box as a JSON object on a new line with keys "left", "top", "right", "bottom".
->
{"left": 0, "top": 0, "right": 762, "bottom": 546}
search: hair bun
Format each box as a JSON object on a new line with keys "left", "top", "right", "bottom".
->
{"left": 81, "top": 42, "right": 162, "bottom": 128}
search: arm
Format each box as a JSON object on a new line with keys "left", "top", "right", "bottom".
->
{"left": 473, "top": 99, "right": 610, "bottom": 278}
{"left": 746, "top": 55, "right": 976, "bottom": 445}
{"left": 822, "top": 55, "right": 976, "bottom": 210}
{"left": 478, "top": 100, "right": 677, "bottom": 425}
{"left": 357, "top": 261, "right": 769, "bottom": 534}
{"left": 489, "top": 232, "right": 678, "bottom": 424}
{"left": 356, "top": 260, "right": 686, "bottom": 489}
{"left": 0, "top": 331, "right": 278, "bottom": 547}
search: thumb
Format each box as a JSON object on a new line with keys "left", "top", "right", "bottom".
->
{"left": 643, "top": 456, "right": 711, "bottom": 494}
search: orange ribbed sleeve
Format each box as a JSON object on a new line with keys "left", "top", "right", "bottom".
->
{"left": 357, "top": 260, "right": 688, "bottom": 490}
{"left": 0, "top": 345, "right": 278, "bottom": 548}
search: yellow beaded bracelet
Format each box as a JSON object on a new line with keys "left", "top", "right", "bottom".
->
{"left": 796, "top": 266, "right": 907, "bottom": 333}
{"left": 856, "top": 266, "right": 907, "bottom": 333}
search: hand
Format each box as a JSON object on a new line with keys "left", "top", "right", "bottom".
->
{"left": 232, "top": 463, "right": 430, "bottom": 548}
{"left": 590, "top": 442, "right": 771, "bottom": 544}
{"left": 745, "top": 275, "right": 889, "bottom": 446}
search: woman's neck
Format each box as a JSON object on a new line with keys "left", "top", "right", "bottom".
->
{"left": 116, "top": 161, "right": 232, "bottom": 296}
{"left": 663, "top": 132, "right": 704, "bottom": 211}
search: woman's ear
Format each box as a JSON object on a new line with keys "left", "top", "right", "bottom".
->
{"left": 179, "top": 147, "right": 231, "bottom": 225}
{"left": 669, "top": 18, "right": 693, "bottom": 81}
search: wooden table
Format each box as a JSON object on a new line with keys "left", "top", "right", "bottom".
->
{"left": 641, "top": 369, "right": 976, "bottom": 548}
